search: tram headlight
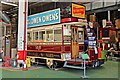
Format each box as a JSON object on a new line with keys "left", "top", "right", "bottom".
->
{"left": 62, "top": 53, "right": 71, "bottom": 60}
{"left": 65, "top": 53, "right": 71, "bottom": 60}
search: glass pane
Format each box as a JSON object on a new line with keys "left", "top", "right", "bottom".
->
{"left": 75, "top": 28, "right": 77, "bottom": 42}
{"left": 33, "top": 32, "right": 35, "bottom": 40}
{"left": 46, "top": 30, "right": 53, "bottom": 42}
{"left": 27, "top": 32, "right": 31, "bottom": 41}
{"left": 78, "top": 31, "right": 83, "bottom": 42}
{"left": 39, "top": 31, "right": 45, "bottom": 41}
{"left": 54, "top": 30, "right": 62, "bottom": 42}
{"left": 64, "top": 35, "right": 71, "bottom": 43}
{"left": 72, "top": 28, "right": 75, "bottom": 41}
{"left": 35, "top": 32, "right": 38, "bottom": 40}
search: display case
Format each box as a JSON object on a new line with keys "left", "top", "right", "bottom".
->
{"left": 99, "top": 28, "right": 117, "bottom": 49}
{"left": 99, "top": 28, "right": 116, "bottom": 41}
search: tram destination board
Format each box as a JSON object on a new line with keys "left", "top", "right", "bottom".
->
{"left": 27, "top": 52, "right": 61, "bottom": 59}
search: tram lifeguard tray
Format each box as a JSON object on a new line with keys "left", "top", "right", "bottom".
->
{"left": 81, "top": 54, "right": 89, "bottom": 59}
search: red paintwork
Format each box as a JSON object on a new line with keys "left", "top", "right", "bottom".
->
{"left": 98, "top": 40, "right": 103, "bottom": 43}
{"left": 27, "top": 43, "right": 84, "bottom": 54}
{"left": 98, "top": 48, "right": 102, "bottom": 59}
{"left": 27, "top": 43, "right": 103, "bottom": 65}
{"left": 67, "top": 61, "right": 90, "bottom": 65}
{"left": 99, "top": 28, "right": 116, "bottom": 31}
{"left": 23, "top": 1, "right": 27, "bottom": 62}
{"left": 73, "top": 7, "right": 85, "bottom": 14}
{"left": 88, "top": 49, "right": 98, "bottom": 61}
{"left": 18, "top": 50, "right": 26, "bottom": 60}
{"left": 0, "top": 20, "right": 3, "bottom": 22}
{"left": 61, "top": 18, "right": 78, "bottom": 23}
{"left": 99, "top": 28, "right": 116, "bottom": 40}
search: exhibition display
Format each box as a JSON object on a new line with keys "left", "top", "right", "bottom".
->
{"left": 0, "top": 0, "right": 120, "bottom": 79}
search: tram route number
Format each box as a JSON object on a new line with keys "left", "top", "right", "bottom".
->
{"left": 27, "top": 52, "right": 61, "bottom": 59}
{"left": 35, "top": 46, "right": 41, "bottom": 50}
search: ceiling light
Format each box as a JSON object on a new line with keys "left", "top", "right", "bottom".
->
{"left": 3, "top": 11, "right": 9, "bottom": 13}
{"left": 118, "top": 9, "right": 120, "bottom": 11}
{"left": 1, "top": 1, "right": 18, "bottom": 6}
{"left": 6, "top": 11, "right": 9, "bottom": 13}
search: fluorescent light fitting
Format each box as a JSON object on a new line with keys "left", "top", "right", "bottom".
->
{"left": 1, "top": 1, "right": 18, "bottom": 6}
{"left": 3, "top": 11, "right": 9, "bottom": 13}
{"left": 118, "top": 9, "right": 120, "bottom": 11}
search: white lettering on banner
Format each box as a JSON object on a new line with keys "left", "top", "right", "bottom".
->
{"left": 42, "top": 16, "right": 46, "bottom": 22}
{"left": 52, "top": 14, "right": 56, "bottom": 20}
{"left": 28, "top": 8, "right": 60, "bottom": 27}
{"left": 32, "top": 18, "right": 36, "bottom": 24}
{"left": 32, "top": 17, "right": 41, "bottom": 24}
{"left": 49, "top": 14, "right": 52, "bottom": 21}
{"left": 55, "top": 13, "right": 59, "bottom": 20}
{"left": 46, "top": 15, "right": 49, "bottom": 22}
{"left": 28, "top": 12, "right": 59, "bottom": 24}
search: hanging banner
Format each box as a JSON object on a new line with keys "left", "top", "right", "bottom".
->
{"left": 72, "top": 3, "right": 85, "bottom": 18}
{"left": 28, "top": 8, "right": 61, "bottom": 28}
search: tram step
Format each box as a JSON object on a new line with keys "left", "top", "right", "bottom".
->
{"left": 69, "top": 58, "right": 83, "bottom": 62}
{"left": 63, "top": 61, "right": 84, "bottom": 69}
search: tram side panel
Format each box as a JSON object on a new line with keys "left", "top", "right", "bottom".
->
{"left": 27, "top": 43, "right": 72, "bottom": 63}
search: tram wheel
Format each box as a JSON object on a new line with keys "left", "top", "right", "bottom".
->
{"left": 47, "top": 61, "right": 58, "bottom": 70}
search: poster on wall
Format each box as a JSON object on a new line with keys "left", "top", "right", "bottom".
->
{"left": 72, "top": 3, "right": 85, "bottom": 18}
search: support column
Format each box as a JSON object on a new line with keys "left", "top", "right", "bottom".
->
{"left": 108, "top": 11, "right": 110, "bottom": 21}
{"left": 17, "top": 0, "right": 28, "bottom": 69}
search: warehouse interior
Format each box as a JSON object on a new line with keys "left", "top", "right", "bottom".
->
{"left": 0, "top": 0, "right": 120, "bottom": 79}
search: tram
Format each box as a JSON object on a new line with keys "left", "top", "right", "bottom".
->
{"left": 26, "top": 4, "right": 106, "bottom": 69}
{"left": 27, "top": 18, "right": 105, "bottom": 69}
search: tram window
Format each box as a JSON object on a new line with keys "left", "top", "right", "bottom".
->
{"left": 54, "top": 30, "right": 62, "bottom": 42}
{"left": 78, "top": 31, "right": 83, "bottom": 42}
{"left": 27, "top": 32, "right": 31, "bottom": 41}
{"left": 72, "top": 29, "right": 75, "bottom": 41}
{"left": 72, "top": 28, "right": 78, "bottom": 42}
{"left": 46, "top": 30, "right": 53, "bottom": 42}
{"left": 39, "top": 31, "right": 45, "bottom": 41}
{"left": 35, "top": 32, "right": 38, "bottom": 40}
{"left": 74, "top": 28, "right": 78, "bottom": 42}
{"left": 64, "top": 36, "right": 71, "bottom": 42}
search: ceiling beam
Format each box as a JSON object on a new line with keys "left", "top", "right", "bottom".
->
{"left": 1, "top": 1, "right": 18, "bottom": 6}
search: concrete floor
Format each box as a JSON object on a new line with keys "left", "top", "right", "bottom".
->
{"left": 1, "top": 60, "right": 119, "bottom": 78}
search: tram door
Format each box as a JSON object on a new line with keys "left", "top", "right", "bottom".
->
{"left": 71, "top": 26, "right": 79, "bottom": 59}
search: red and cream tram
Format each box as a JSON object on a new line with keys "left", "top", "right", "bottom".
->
{"left": 27, "top": 18, "right": 105, "bottom": 69}
{"left": 27, "top": 19, "right": 84, "bottom": 68}
{"left": 26, "top": 4, "right": 105, "bottom": 69}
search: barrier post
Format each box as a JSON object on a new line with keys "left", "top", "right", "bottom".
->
{"left": 81, "top": 53, "right": 89, "bottom": 79}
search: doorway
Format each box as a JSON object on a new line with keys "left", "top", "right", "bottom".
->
{"left": 71, "top": 26, "right": 79, "bottom": 59}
